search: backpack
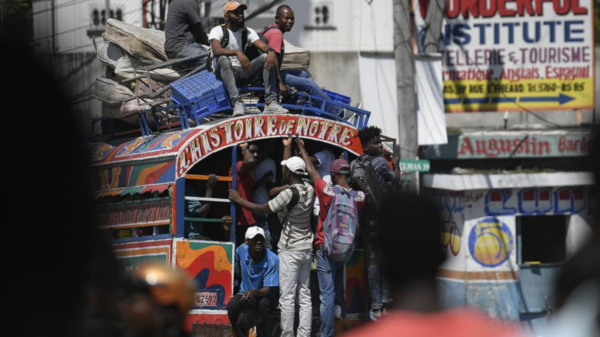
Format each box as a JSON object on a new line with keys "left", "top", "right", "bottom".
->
{"left": 279, "top": 185, "right": 300, "bottom": 249}
{"left": 323, "top": 186, "right": 359, "bottom": 262}
{"left": 244, "top": 25, "right": 279, "bottom": 61}
{"left": 280, "top": 183, "right": 315, "bottom": 249}
{"left": 351, "top": 156, "right": 386, "bottom": 218}
{"left": 207, "top": 24, "right": 249, "bottom": 72}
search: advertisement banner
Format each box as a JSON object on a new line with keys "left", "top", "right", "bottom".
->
{"left": 441, "top": 0, "right": 594, "bottom": 112}
{"left": 424, "top": 132, "right": 593, "bottom": 159}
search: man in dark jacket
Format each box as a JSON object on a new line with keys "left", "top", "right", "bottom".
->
{"left": 164, "top": 0, "right": 210, "bottom": 70}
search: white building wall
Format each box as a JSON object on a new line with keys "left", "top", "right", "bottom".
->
{"left": 33, "top": 0, "right": 160, "bottom": 54}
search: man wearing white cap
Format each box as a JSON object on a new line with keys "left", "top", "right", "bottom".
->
{"left": 229, "top": 135, "right": 315, "bottom": 337}
{"left": 228, "top": 226, "right": 279, "bottom": 337}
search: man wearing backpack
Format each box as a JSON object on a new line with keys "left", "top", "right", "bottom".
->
{"left": 229, "top": 135, "right": 315, "bottom": 337}
{"left": 350, "top": 126, "right": 402, "bottom": 321}
{"left": 252, "top": 5, "right": 351, "bottom": 119}
{"left": 208, "top": 1, "right": 289, "bottom": 117}
{"left": 296, "top": 138, "right": 365, "bottom": 337}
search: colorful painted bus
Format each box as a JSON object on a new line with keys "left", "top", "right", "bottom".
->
{"left": 90, "top": 109, "right": 378, "bottom": 334}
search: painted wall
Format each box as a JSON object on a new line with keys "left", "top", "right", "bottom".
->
{"left": 425, "top": 184, "right": 595, "bottom": 321}
{"left": 174, "top": 239, "right": 234, "bottom": 311}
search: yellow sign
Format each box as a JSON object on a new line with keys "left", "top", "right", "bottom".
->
{"left": 444, "top": 78, "right": 594, "bottom": 112}
{"left": 440, "top": 0, "right": 595, "bottom": 112}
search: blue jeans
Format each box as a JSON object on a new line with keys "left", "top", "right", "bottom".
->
{"left": 364, "top": 224, "right": 392, "bottom": 310}
{"left": 281, "top": 70, "right": 343, "bottom": 116}
{"left": 255, "top": 215, "right": 272, "bottom": 249}
{"left": 173, "top": 42, "right": 208, "bottom": 71}
{"left": 316, "top": 248, "right": 344, "bottom": 337}
{"left": 216, "top": 54, "right": 277, "bottom": 105}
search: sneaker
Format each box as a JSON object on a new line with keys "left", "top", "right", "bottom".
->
{"left": 264, "top": 101, "right": 289, "bottom": 114}
{"left": 369, "top": 309, "right": 383, "bottom": 321}
{"left": 334, "top": 305, "right": 342, "bottom": 319}
{"left": 232, "top": 101, "right": 245, "bottom": 117}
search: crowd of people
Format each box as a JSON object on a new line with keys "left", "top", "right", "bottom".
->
{"left": 219, "top": 125, "right": 402, "bottom": 337}
{"left": 164, "top": 1, "right": 351, "bottom": 118}
{"left": 8, "top": 1, "right": 599, "bottom": 337}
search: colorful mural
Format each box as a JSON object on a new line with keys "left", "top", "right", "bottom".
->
{"left": 97, "top": 198, "right": 171, "bottom": 229}
{"left": 485, "top": 186, "right": 590, "bottom": 216}
{"left": 93, "top": 161, "right": 176, "bottom": 191}
{"left": 89, "top": 129, "right": 196, "bottom": 165}
{"left": 175, "top": 240, "right": 234, "bottom": 310}
{"left": 112, "top": 239, "right": 173, "bottom": 273}
{"left": 442, "top": 213, "right": 462, "bottom": 256}
{"left": 176, "top": 115, "right": 363, "bottom": 177}
{"left": 423, "top": 189, "right": 465, "bottom": 214}
{"left": 468, "top": 218, "right": 514, "bottom": 267}
{"left": 345, "top": 249, "right": 367, "bottom": 316}
{"left": 89, "top": 116, "right": 362, "bottom": 172}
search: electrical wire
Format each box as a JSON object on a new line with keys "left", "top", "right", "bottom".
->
{"left": 32, "top": 0, "right": 91, "bottom": 16}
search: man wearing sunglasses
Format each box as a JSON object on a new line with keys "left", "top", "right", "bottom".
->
{"left": 209, "top": 1, "right": 289, "bottom": 117}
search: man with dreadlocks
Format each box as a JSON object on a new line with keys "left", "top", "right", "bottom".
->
{"left": 350, "top": 126, "right": 402, "bottom": 321}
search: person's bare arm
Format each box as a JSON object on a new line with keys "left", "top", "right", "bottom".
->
{"left": 281, "top": 135, "right": 293, "bottom": 177}
{"left": 197, "top": 174, "right": 217, "bottom": 216}
{"left": 238, "top": 143, "right": 255, "bottom": 175}
{"left": 269, "top": 184, "right": 289, "bottom": 198}
{"left": 211, "top": 39, "right": 251, "bottom": 70}
{"left": 254, "top": 171, "right": 274, "bottom": 190}
{"left": 252, "top": 39, "right": 277, "bottom": 71}
{"left": 296, "top": 138, "right": 320, "bottom": 182}
{"left": 229, "top": 190, "right": 271, "bottom": 215}
{"left": 242, "top": 286, "right": 272, "bottom": 302}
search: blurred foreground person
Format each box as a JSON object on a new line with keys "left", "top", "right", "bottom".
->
{"left": 541, "top": 129, "right": 600, "bottom": 337}
{"left": 5, "top": 40, "right": 120, "bottom": 337}
{"left": 120, "top": 262, "right": 196, "bottom": 337}
{"left": 542, "top": 237, "right": 600, "bottom": 337}
{"left": 343, "top": 192, "right": 524, "bottom": 337}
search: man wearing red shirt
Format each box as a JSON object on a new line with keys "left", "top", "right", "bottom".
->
{"left": 296, "top": 138, "right": 365, "bottom": 337}
{"left": 230, "top": 142, "right": 258, "bottom": 245}
{"left": 259, "top": 5, "right": 349, "bottom": 119}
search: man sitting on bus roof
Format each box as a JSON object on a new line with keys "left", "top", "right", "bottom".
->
{"left": 164, "top": 0, "right": 210, "bottom": 70}
{"left": 209, "top": 1, "right": 289, "bottom": 117}
{"left": 228, "top": 226, "right": 279, "bottom": 337}
{"left": 254, "top": 5, "right": 351, "bottom": 119}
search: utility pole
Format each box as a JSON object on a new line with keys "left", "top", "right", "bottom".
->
{"left": 51, "top": 0, "right": 56, "bottom": 52}
{"left": 1, "top": 0, "right": 5, "bottom": 40}
{"left": 423, "top": 0, "right": 445, "bottom": 54}
{"left": 105, "top": 0, "right": 110, "bottom": 23}
{"left": 393, "top": 0, "right": 417, "bottom": 192}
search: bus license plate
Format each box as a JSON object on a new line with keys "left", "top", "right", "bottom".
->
{"left": 195, "top": 292, "right": 217, "bottom": 307}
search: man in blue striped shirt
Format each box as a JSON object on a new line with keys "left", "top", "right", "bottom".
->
{"left": 228, "top": 227, "right": 279, "bottom": 337}
{"left": 350, "top": 126, "right": 402, "bottom": 321}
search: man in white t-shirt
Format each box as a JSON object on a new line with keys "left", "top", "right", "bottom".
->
{"left": 209, "top": 1, "right": 289, "bottom": 117}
